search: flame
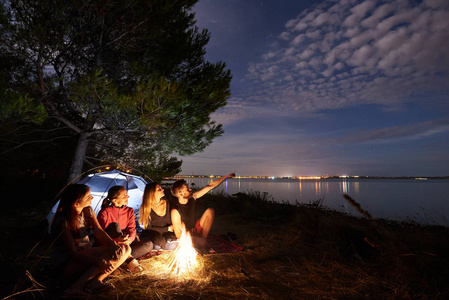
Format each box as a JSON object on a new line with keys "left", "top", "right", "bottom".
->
{"left": 166, "top": 224, "right": 198, "bottom": 274}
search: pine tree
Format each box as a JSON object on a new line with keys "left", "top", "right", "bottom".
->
{"left": 0, "top": 0, "right": 231, "bottom": 181}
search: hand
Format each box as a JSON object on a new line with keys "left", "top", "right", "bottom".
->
{"left": 117, "top": 234, "right": 130, "bottom": 245}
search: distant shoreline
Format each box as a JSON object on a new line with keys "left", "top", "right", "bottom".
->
{"left": 170, "top": 175, "right": 449, "bottom": 180}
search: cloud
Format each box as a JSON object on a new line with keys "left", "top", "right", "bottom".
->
{"left": 210, "top": 96, "right": 293, "bottom": 126}
{"left": 335, "top": 119, "right": 449, "bottom": 145}
{"left": 246, "top": 0, "right": 449, "bottom": 112}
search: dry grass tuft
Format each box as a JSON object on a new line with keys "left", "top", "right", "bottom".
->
{"left": 105, "top": 253, "right": 212, "bottom": 299}
{"left": 101, "top": 251, "right": 272, "bottom": 299}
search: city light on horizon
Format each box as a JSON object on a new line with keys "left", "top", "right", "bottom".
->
{"left": 173, "top": 173, "right": 444, "bottom": 179}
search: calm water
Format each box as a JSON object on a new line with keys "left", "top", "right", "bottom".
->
{"left": 178, "top": 177, "right": 449, "bottom": 226}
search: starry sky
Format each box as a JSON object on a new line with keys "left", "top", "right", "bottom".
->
{"left": 179, "top": 0, "right": 449, "bottom": 177}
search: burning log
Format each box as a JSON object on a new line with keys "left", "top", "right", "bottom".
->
{"left": 166, "top": 224, "right": 197, "bottom": 274}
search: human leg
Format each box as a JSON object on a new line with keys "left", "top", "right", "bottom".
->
{"left": 198, "top": 208, "right": 215, "bottom": 239}
{"left": 131, "top": 238, "right": 154, "bottom": 259}
{"left": 190, "top": 209, "right": 215, "bottom": 254}
{"left": 119, "top": 239, "right": 153, "bottom": 273}
{"left": 76, "top": 244, "right": 130, "bottom": 292}
{"left": 104, "top": 222, "right": 123, "bottom": 239}
{"left": 96, "top": 244, "right": 131, "bottom": 281}
{"left": 141, "top": 229, "right": 166, "bottom": 250}
{"left": 61, "top": 246, "right": 110, "bottom": 295}
{"left": 82, "top": 243, "right": 131, "bottom": 293}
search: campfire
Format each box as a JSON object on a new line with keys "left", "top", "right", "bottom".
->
{"left": 167, "top": 224, "right": 198, "bottom": 274}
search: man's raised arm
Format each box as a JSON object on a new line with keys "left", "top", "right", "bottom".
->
{"left": 193, "top": 173, "right": 235, "bottom": 199}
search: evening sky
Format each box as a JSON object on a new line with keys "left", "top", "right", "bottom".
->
{"left": 179, "top": 0, "right": 449, "bottom": 177}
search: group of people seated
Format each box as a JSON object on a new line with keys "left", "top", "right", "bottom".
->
{"left": 50, "top": 173, "right": 235, "bottom": 299}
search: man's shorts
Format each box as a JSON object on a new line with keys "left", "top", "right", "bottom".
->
{"left": 192, "top": 219, "right": 203, "bottom": 235}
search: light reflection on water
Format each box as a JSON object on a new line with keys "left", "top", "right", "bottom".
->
{"left": 180, "top": 177, "right": 449, "bottom": 226}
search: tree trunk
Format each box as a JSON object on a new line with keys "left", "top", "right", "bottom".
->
{"left": 67, "top": 132, "right": 90, "bottom": 183}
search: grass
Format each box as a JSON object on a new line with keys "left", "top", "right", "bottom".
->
{"left": 1, "top": 182, "right": 449, "bottom": 299}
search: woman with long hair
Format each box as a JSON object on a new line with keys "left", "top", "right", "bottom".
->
{"left": 97, "top": 185, "right": 153, "bottom": 272}
{"left": 51, "top": 184, "right": 130, "bottom": 298}
{"left": 139, "top": 182, "right": 176, "bottom": 250}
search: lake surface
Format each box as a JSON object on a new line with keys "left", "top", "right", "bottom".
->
{"left": 176, "top": 177, "right": 449, "bottom": 226}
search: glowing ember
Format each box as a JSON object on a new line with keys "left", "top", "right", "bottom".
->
{"left": 167, "top": 224, "right": 197, "bottom": 274}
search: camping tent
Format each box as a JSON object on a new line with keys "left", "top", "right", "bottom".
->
{"left": 45, "top": 169, "right": 149, "bottom": 229}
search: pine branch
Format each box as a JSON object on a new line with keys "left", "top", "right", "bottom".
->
{"left": 0, "top": 136, "right": 72, "bottom": 155}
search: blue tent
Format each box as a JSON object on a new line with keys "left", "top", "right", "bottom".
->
{"left": 45, "top": 169, "right": 149, "bottom": 230}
